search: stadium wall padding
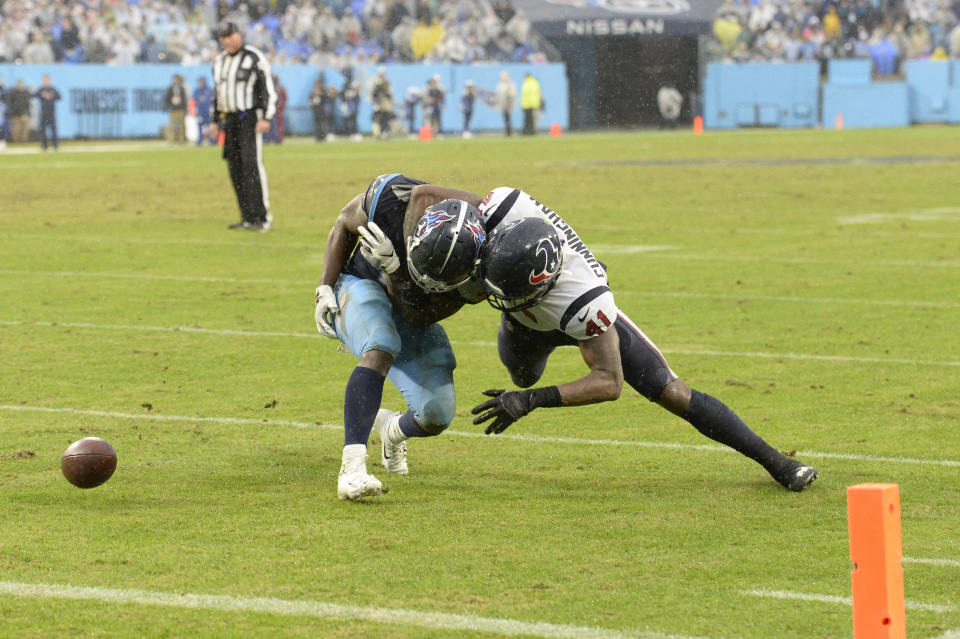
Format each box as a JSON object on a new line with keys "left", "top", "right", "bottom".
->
{"left": 704, "top": 60, "right": 960, "bottom": 130}
{"left": 0, "top": 63, "right": 568, "bottom": 138}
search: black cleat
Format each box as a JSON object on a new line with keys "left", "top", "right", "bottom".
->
{"left": 780, "top": 463, "right": 818, "bottom": 492}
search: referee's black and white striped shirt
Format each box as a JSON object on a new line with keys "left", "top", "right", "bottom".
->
{"left": 212, "top": 45, "right": 277, "bottom": 122}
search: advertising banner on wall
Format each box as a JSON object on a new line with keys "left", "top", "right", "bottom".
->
{"left": 508, "top": 0, "right": 722, "bottom": 38}
{"left": 0, "top": 62, "right": 567, "bottom": 139}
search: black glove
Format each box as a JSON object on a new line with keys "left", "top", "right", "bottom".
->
{"left": 471, "top": 386, "right": 562, "bottom": 435}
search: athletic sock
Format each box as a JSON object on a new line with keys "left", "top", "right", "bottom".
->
{"left": 384, "top": 413, "right": 408, "bottom": 445}
{"left": 682, "top": 389, "right": 788, "bottom": 475}
{"left": 343, "top": 366, "right": 386, "bottom": 446}
{"left": 340, "top": 443, "right": 367, "bottom": 473}
{"left": 398, "top": 410, "right": 433, "bottom": 438}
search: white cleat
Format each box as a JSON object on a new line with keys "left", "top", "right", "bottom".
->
{"left": 337, "top": 470, "right": 384, "bottom": 501}
{"left": 337, "top": 444, "right": 385, "bottom": 501}
{"left": 373, "top": 409, "right": 408, "bottom": 475}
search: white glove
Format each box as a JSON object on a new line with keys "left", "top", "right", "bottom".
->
{"left": 357, "top": 221, "right": 400, "bottom": 274}
{"left": 314, "top": 284, "right": 338, "bottom": 339}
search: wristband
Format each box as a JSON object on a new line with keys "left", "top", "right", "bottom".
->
{"left": 528, "top": 385, "right": 562, "bottom": 409}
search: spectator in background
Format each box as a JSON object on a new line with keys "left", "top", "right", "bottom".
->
{"left": 907, "top": 20, "right": 933, "bottom": 58}
{"left": 371, "top": 67, "right": 394, "bottom": 140}
{"left": 193, "top": 77, "right": 215, "bottom": 145}
{"left": 23, "top": 32, "right": 55, "bottom": 64}
{"left": 404, "top": 84, "right": 422, "bottom": 135}
{"left": 164, "top": 74, "right": 188, "bottom": 144}
{"left": 324, "top": 83, "right": 340, "bottom": 139}
{"left": 6, "top": 80, "right": 31, "bottom": 144}
{"left": 870, "top": 29, "right": 899, "bottom": 75}
{"left": 269, "top": 74, "right": 287, "bottom": 143}
{"left": 112, "top": 32, "right": 140, "bottom": 64}
{"left": 310, "top": 78, "right": 327, "bottom": 141}
{"left": 426, "top": 74, "right": 445, "bottom": 134}
{"left": 0, "top": 77, "right": 7, "bottom": 146}
{"left": 823, "top": 5, "right": 844, "bottom": 42}
{"left": 342, "top": 79, "right": 360, "bottom": 140}
{"left": 34, "top": 74, "right": 61, "bottom": 151}
{"left": 460, "top": 79, "right": 475, "bottom": 138}
{"left": 495, "top": 70, "right": 516, "bottom": 136}
{"left": 59, "top": 16, "right": 81, "bottom": 61}
{"left": 520, "top": 72, "right": 540, "bottom": 135}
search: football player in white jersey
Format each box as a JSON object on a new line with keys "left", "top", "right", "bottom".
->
{"left": 403, "top": 187, "right": 818, "bottom": 492}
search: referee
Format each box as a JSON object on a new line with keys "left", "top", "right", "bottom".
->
{"left": 209, "top": 21, "right": 277, "bottom": 232}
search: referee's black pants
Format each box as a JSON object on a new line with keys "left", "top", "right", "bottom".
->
{"left": 222, "top": 110, "right": 270, "bottom": 224}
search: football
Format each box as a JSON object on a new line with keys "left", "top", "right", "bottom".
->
{"left": 61, "top": 437, "right": 117, "bottom": 489}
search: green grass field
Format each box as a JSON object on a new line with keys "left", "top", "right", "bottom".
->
{"left": 1, "top": 127, "right": 958, "bottom": 639}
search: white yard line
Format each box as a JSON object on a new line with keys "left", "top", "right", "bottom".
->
{"left": 3, "top": 319, "right": 960, "bottom": 368}
{"left": 0, "top": 269, "right": 296, "bottom": 285}
{"left": 0, "top": 320, "right": 312, "bottom": 339}
{"left": 0, "top": 235, "right": 318, "bottom": 249}
{"left": 740, "top": 589, "right": 954, "bottom": 614}
{"left": 640, "top": 253, "right": 960, "bottom": 269}
{"left": 904, "top": 557, "right": 960, "bottom": 568}
{"left": 2, "top": 405, "right": 958, "bottom": 469}
{"left": 617, "top": 290, "right": 960, "bottom": 310}
{"left": 4, "top": 268, "right": 959, "bottom": 310}
{"left": 0, "top": 581, "right": 704, "bottom": 639}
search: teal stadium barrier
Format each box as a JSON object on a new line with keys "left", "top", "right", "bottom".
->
{"left": 0, "top": 63, "right": 568, "bottom": 138}
{"left": 704, "top": 60, "right": 960, "bottom": 130}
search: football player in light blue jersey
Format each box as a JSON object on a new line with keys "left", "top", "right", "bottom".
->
{"left": 314, "top": 175, "right": 485, "bottom": 501}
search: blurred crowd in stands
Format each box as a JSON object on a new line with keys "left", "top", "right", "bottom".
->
{"left": 710, "top": 0, "right": 960, "bottom": 74}
{"left": 0, "top": 0, "right": 547, "bottom": 67}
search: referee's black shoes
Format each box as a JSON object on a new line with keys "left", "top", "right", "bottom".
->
{"left": 248, "top": 214, "right": 272, "bottom": 233}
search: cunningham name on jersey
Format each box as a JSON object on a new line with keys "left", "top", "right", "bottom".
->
{"left": 479, "top": 187, "right": 619, "bottom": 341}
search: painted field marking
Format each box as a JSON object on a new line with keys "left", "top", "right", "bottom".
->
{"left": 740, "top": 589, "right": 954, "bottom": 614}
{"left": 932, "top": 631, "right": 960, "bottom": 639}
{"left": 539, "top": 156, "right": 960, "bottom": 169}
{"left": 0, "top": 269, "right": 296, "bottom": 285}
{"left": 617, "top": 290, "right": 960, "bottom": 310}
{"left": 0, "top": 320, "right": 313, "bottom": 339}
{"left": 587, "top": 244, "right": 676, "bottom": 254}
{"left": 666, "top": 226, "right": 960, "bottom": 240}
{"left": 0, "top": 235, "right": 319, "bottom": 250}
{"left": 639, "top": 253, "right": 960, "bottom": 269}
{"left": 837, "top": 208, "right": 960, "bottom": 225}
{"left": 903, "top": 557, "right": 960, "bottom": 568}
{"left": 2, "top": 405, "right": 959, "bottom": 469}
{"left": 0, "top": 581, "right": 704, "bottom": 639}
{"left": 4, "top": 268, "right": 959, "bottom": 311}
{"left": 3, "top": 320, "right": 960, "bottom": 369}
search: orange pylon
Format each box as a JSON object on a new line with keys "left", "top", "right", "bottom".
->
{"left": 836, "top": 113, "right": 844, "bottom": 130}
{"left": 549, "top": 122, "right": 562, "bottom": 137}
{"left": 847, "top": 483, "right": 906, "bottom": 639}
{"left": 418, "top": 124, "right": 434, "bottom": 141}
{"left": 693, "top": 116, "right": 704, "bottom": 135}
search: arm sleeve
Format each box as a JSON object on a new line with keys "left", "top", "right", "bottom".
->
{"left": 211, "top": 64, "right": 220, "bottom": 120}
{"left": 256, "top": 52, "right": 277, "bottom": 121}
